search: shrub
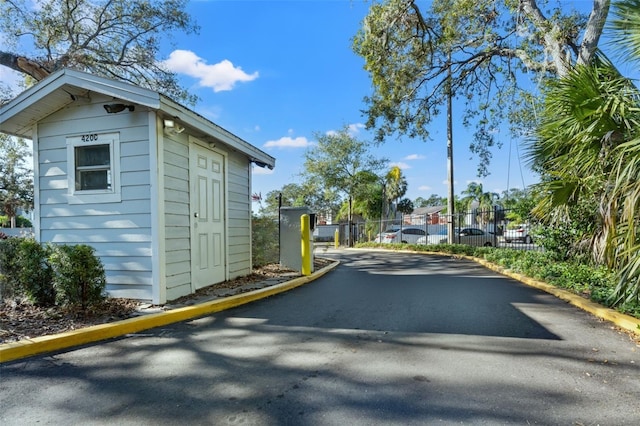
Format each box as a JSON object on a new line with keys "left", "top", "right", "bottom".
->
{"left": 252, "top": 216, "right": 279, "bottom": 267}
{"left": 0, "top": 237, "right": 22, "bottom": 298}
{"left": 50, "top": 244, "right": 106, "bottom": 308}
{"left": 0, "top": 215, "right": 33, "bottom": 228}
{"left": 534, "top": 224, "right": 589, "bottom": 262}
{"left": 16, "top": 238, "right": 55, "bottom": 305}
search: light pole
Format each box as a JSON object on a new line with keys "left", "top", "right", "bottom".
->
{"left": 446, "top": 50, "right": 455, "bottom": 243}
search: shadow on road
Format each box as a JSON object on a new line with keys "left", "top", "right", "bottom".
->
{"left": 223, "top": 250, "right": 562, "bottom": 340}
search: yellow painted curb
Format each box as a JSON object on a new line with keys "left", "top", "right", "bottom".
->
{"left": 0, "top": 261, "right": 339, "bottom": 364}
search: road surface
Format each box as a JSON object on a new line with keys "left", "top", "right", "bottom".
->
{"left": 1, "top": 249, "right": 638, "bottom": 425}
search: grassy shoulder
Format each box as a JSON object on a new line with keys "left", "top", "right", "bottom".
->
{"left": 355, "top": 241, "right": 640, "bottom": 320}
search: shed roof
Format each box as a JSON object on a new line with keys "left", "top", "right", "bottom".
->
{"left": 0, "top": 68, "right": 274, "bottom": 168}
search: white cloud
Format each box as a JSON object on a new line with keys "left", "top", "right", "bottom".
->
{"left": 162, "top": 49, "right": 258, "bottom": 92}
{"left": 252, "top": 165, "right": 274, "bottom": 175}
{"left": 418, "top": 185, "right": 432, "bottom": 191}
{"left": 263, "top": 136, "right": 311, "bottom": 149}
{"left": 390, "top": 161, "right": 411, "bottom": 170}
{"left": 347, "top": 123, "right": 365, "bottom": 135}
{"left": 326, "top": 123, "right": 365, "bottom": 137}
{"left": 404, "top": 154, "right": 426, "bottom": 161}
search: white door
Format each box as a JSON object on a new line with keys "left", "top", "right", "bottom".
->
{"left": 190, "top": 144, "right": 226, "bottom": 290}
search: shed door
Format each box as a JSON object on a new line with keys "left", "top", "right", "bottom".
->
{"left": 190, "top": 144, "right": 226, "bottom": 290}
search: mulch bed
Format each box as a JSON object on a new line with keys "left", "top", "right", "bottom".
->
{"left": 0, "top": 258, "right": 334, "bottom": 344}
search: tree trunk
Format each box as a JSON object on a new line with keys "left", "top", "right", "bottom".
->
{"left": 578, "top": 0, "right": 611, "bottom": 67}
{"left": 520, "top": 0, "right": 609, "bottom": 76}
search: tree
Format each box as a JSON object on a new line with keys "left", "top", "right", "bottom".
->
{"left": 460, "top": 182, "right": 499, "bottom": 227}
{"left": 260, "top": 182, "right": 341, "bottom": 220}
{"left": 0, "top": 135, "right": 33, "bottom": 227}
{"left": 349, "top": 170, "right": 386, "bottom": 221}
{"left": 500, "top": 187, "right": 536, "bottom": 224}
{"left": 397, "top": 198, "right": 414, "bottom": 215}
{"left": 337, "top": 181, "right": 382, "bottom": 221}
{"left": 527, "top": 0, "right": 640, "bottom": 305}
{"left": 302, "top": 126, "right": 387, "bottom": 246}
{"left": 0, "top": 0, "right": 198, "bottom": 104}
{"left": 353, "top": 0, "right": 610, "bottom": 176}
{"left": 461, "top": 182, "right": 498, "bottom": 210}
{"left": 385, "top": 165, "right": 408, "bottom": 218}
{"left": 416, "top": 194, "right": 446, "bottom": 208}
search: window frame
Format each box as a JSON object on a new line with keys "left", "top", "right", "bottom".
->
{"left": 66, "top": 132, "right": 121, "bottom": 204}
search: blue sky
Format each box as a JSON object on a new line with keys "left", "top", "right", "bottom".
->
{"left": 2, "top": 0, "right": 609, "bottom": 209}
{"left": 160, "top": 0, "right": 542, "bottom": 209}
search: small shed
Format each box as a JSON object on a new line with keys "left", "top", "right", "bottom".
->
{"left": 0, "top": 68, "right": 275, "bottom": 304}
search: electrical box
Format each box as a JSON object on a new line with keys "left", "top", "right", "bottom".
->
{"left": 280, "top": 207, "right": 314, "bottom": 273}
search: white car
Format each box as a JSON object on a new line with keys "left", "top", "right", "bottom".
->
{"left": 376, "top": 226, "right": 428, "bottom": 244}
{"left": 504, "top": 224, "right": 534, "bottom": 244}
{"left": 416, "top": 228, "right": 449, "bottom": 245}
{"left": 416, "top": 227, "right": 495, "bottom": 247}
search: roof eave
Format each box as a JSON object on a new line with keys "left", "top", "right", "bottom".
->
{"left": 159, "top": 96, "right": 275, "bottom": 169}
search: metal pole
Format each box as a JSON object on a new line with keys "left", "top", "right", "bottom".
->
{"left": 379, "top": 182, "right": 384, "bottom": 242}
{"left": 446, "top": 50, "right": 455, "bottom": 244}
{"left": 278, "top": 192, "right": 282, "bottom": 264}
{"left": 348, "top": 196, "right": 353, "bottom": 247}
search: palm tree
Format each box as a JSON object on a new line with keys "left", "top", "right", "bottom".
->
{"left": 607, "top": 0, "right": 640, "bottom": 304}
{"left": 461, "top": 182, "right": 499, "bottom": 226}
{"left": 385, "top": 166, "right": 408, "bottom": 220}
{"left": 528, "top": 0, "right": 640, "bottom": 305}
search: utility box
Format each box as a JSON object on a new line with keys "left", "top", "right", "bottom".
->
{"left": 280, "top": 207, "right": 314, "bottom": 273}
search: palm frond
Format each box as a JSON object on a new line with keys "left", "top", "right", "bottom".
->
{"left": 609, "top": 0, "right": 640, "bottom": 65}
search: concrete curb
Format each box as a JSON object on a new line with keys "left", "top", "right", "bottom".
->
{"left": 0, "top": 261, "right": 340, "bottom": 364}
{"left": 359, "top": 247, "right": 640, "bottom": 337}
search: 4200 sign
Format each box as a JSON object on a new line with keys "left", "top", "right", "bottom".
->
{"left": 81, "top": 134, "right": 99, "bottom": 142}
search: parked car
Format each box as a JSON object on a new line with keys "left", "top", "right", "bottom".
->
{"left": 376, "top": 226, "right": 428, "bottom": 244}
{"left": 415, "top": 228, "right": 449, "bottom": 245}
{"left": 416, "top": 227, "right": 494, "bottom": 247}
{"left": 504, "top": 224, "right": 534, "bottom": 244}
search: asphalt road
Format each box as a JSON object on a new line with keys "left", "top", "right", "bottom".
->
{"left": 1, "top": 249, "right": 639, "bottom": 425}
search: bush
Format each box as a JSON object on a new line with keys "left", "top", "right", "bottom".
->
{"left": 49, "top": 244, "right": 106, "bottom": 308}
{"left": 533, "top": 224, "right": 589, "bottom": 262}
{"left": 16, "top": 238, "right": 55, "bottom": 305}
{"left": 252, "top": 216, "right": 279, "bottom": 267}
{"left": 0, "top": 237, "right": 22, "bottom": 298}
{"left": 0, "top": 215, "right": 33, "bottom": 228}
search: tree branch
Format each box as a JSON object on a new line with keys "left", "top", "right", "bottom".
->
{"left": 0, "top": 51, "right": 50, "bottom": 80}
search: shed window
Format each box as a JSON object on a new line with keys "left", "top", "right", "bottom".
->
{"left": 67, "top": 133, "right": 121, "bottom": 204}
{"left": 75, "top": 144, "right": 111, "bottom": 190}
